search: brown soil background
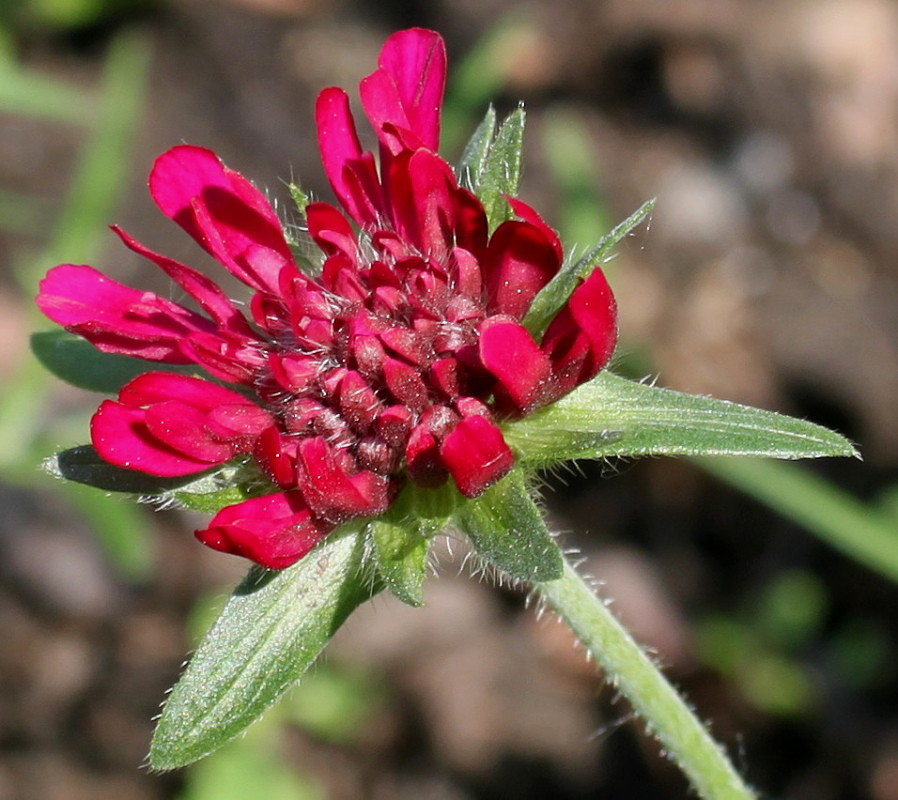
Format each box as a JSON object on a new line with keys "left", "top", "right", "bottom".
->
{"left": 2, "top": 1, "right": 897, "bottom": 798}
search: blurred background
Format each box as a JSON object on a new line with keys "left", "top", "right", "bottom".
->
{"left": 2, "top": 0, "right": 898, "bottom": 798}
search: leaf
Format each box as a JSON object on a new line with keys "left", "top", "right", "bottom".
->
{"left": 150, "top": 526, "right": 379, "bottom": 769}
{"left": 455, "top": 468, "right": 562, "bottom": 582}
{"left": 523, "top": 198, "right": 655, "bottom": 338}
{"left": 31, "top": 330, "right": 195, "bottom": 394}
{"left": 458, "top": 105, "right": 496, "bottom": 193}
{"left": 367, "top": 483, "right": 459, "bottom": 606}
{"left": 471, "top": 106, "right": 526, "bottom": 232}
{"left": 504, "top": 371, "right": 859, "bottom": 465}
{"left": 46, "top": 444, "right": 215, "bottom": 494}
{"left": 369, "top": 517, "right": 430, "bottom": 607}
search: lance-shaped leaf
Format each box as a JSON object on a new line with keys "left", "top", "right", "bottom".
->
{"left": 504, "top": 370, "right": 859, "bottom": 466}
{"left": 45, "top": 444, "right": 212, "bottom": 494}
{"left": 458, "top": 104, "right": 496, "bottom": 193}
{"left": 460, "top": 105, "right": 525, "bottom": 232}
{"left": 368, "top": 483, "right": 459, "bottom": 606}
{"left": 523, "top": 198, "right": 655, "bottom": 339}
{"left": 455, "top": 468, "right": 562, "bottom": 582}
{"left": 45, "top": 445, "right": 260, "bottom": 509}
{"left": 31, "top": 330, "right": 195, "bottom": 394}
{"left": 150, "top": 526, "right": 378, "bottom": 769}
{"left": 370, "top": 518, "right": 430, "bottom": 607}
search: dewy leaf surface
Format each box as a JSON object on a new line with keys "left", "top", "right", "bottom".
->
{"left": 504, "top": 371, "right": 858, "bottom": 465}
{"left": 31, "top": 330, "right": 195, "bottom": 394}
{"left": 150, "top": 527, "right": 377, "bottom": 769}
{"left": 455, "top": 468, "right": 562, "bottom": 582}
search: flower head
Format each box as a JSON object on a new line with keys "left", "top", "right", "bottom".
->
{"left": 37, "top": 28, "right": 617, "bottom": 569}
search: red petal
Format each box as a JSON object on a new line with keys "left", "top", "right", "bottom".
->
{"left": 315, "top": 88, "right": 382, "bottom": 227}
{"left": 143, "top": 401, "right": 239, "bottom": 463}
{"left": 179, "top": 331, "right": 266, "bottom": 384}
{"left": 37, "top": 264, "right": 214, "bottom": 363}
{"left": 295, "top": 437, "right": 390, "bottom": 524}
{"left": 387, "top": 149, "right": 456, "bottom": 258}
{"left": 484, "top": 220, "right": 562, "bottom": 320}
{"left": 453, "top": 189, "right": 489, "bottom": 257}
{"left": 405, "top": 424, "right": 447, "bottom": 488}
{"left": 255, "top": 427, "right": 298, "bottom": 487}
{"left": 439, "top": 414, "right": 514, "bottom": 498}
{"left": 111, "top": 226, "right": 254, "bottom": 335}
{"left": 90, "top": 400, "right": 214, "bottom": 477}
{"left": 118, "top": 372, "right": 253, "bottom": 413}
{"left": 383, "top": 357, "right": 429, "bottom": 412}
{"left": 306, "top": 202, "right": 358, "bottom": 261}
{"left": 506, "top": 197, "right": 563, "bottom": 264}
{"left": 361, "top": 28, "right": 446, "bottom": 153}
{"left": 195, "top": 492, "right": 329, "bottom": 570}
{"left": 541, "top": 268, "right": 618, "bottom": 398}
{"left": 478, "top": 317, "right": 552, "bottom": 415}
{"left": 149, "top": 145, "right": 293, "bottom": 294}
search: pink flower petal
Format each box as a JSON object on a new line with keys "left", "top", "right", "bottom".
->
{"left": 111, "top": 226, "right": 255, "bottom": 335}
{"left": 483, "top": 220, "right": 562, "bottom": 320}
{"left": 144, "top": 401, "right": 240, "bottom": 463}
{"left": 195, "top": 492, "right": 329, "bottom": 570}
{"left": 387, "top": 149, "right": 456, "bottom": 258}
{"left": 255, "top": 427, "right": 298, "bottom": 487}
{"left": 179, "top": 331, "right": 267, "bottom": 384}
{"left": 405, "top": 423, "right": 447, "bottom": 488}
{"left": 117, "top": 372, "right": 254, "bottom": 413}
{"left": 439, "top": 414, "right": 514, "bottom": 498}
{"left": 315, "top": 88, "right": 382, "bottom": 227}
{"left": 295, "top": 437, "right": 390, "bottom": 524}
{"left": 149, "top": 145, "right": 293, "bottom": 294}
{"left": 90, "top": 400, "right": 214, "bottom": 477}
{"left": 506, "top": 197, "right": 563, "bottom": 264}
{"left": 453, "top": 189, "right": 489, "bottom": 258}
{"left": 383, "top": 357, "right": 429, "bottom": 412}
{"left": 362, "top": 28, "right": 446, "bottom": 152}
{"left": 541, "top": 268, "right": 618, "bottom": 398}
{"left": 37, "top": 264, "right": 215, "bottom": 363}
{"left": 478, "top": 317, "right": 553, "bottom": 415}
{"left": 306, "top": 202, "right": 359, "bottom": 261}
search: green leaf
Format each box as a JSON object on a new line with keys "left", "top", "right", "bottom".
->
{"left": 45, "top": 445, "right": 216, "bottom": 494}
{"left": 31, "top": 330, "right": 196, "bottom": 394}
{"left": 369, "top": 518, "right": 430, "bottom": 607}
{"left": 523, "top": 198, "right": 655, "bottom": 339}
{"left": 455, "top": 469, "right": 562, "bottom": 582}
{"left": 472, "top": 106, "right": 526, "bottom": 232}
{"left": 458, "top": 105, "right": 496, "bottom": 192}
{"left": 150, "top": 527, "right": 379, "bottom": 769}
{"left": 287, "top": 181, "right": 309, "bottom": 216}
{"left": 504, "top": 371, "right": 859, "bottom": 465}
{"left": 367, "top": 483, "right": 459, "bottom": 606}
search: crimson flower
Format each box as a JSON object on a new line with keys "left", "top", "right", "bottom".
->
{"left": 36, "top": 28, "right": 616, "bottom": 569}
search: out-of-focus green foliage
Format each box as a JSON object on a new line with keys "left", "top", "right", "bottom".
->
{"left": 1, "top": 0, "right": 154, "bottom": 33}
{"left": 0, "top": 29, "right": 154, "bottom": 580}
{"left": 696, "top": 569, "right": 889, "bottom": 716}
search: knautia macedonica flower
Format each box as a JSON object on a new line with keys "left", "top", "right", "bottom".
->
{"left": 36, "top": 28, "right": 617, "bottom": 569}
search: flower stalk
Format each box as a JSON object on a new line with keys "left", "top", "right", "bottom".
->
{"left": 536, "top": 553, "right": 756, "bottom": 800}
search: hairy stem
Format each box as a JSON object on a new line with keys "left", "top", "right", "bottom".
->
{"left": 534, "top": 553, "right": 756, "bottom": 800}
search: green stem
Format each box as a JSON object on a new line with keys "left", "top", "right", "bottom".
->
{"left": 535, "top": 553, "right": 756, "bottom": 800}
